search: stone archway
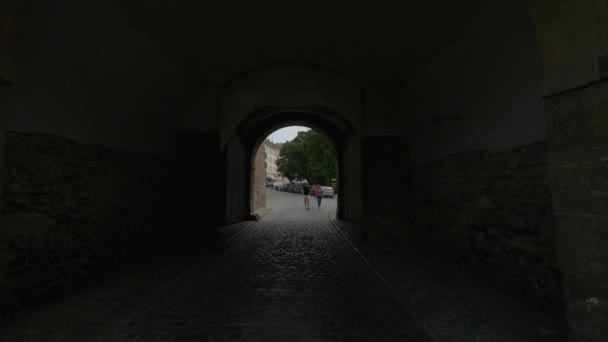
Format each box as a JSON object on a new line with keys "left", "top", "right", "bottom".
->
{"left": 222, "top": 108, "right": 361, "bottom": 224}
{"left": 216, "top": 64, "right": 364, "bottom": 147}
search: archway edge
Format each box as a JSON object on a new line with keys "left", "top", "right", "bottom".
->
{"left": 235, "top": 107, "right": 355, "bottom": 153}
{"left": 223, "top": 106, "right": 360, "bottom": 223}
{"left": 218, "top": 62, "right": 363, "bottom": 92}
{"left": 218, "top": 64, "right": 363, "bottom": 146}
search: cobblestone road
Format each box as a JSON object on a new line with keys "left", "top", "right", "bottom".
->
{"left": 0, "top": 190, "right": 565, "bottom": 341}
{"left": 118, "top": 192, "right": 433, "bottom": 341}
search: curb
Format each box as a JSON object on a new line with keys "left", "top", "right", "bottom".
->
{"left": 251, "top": 207, "right": 272, "bottom": 221}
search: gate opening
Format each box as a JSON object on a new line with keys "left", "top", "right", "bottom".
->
{"left": 251, "top": 126, "right": 338, "bottom": 218}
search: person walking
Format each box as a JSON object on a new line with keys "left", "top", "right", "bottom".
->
{"left": 313, "top": 184, "right": 324, "bottom": 209}
{"left": 302, "top": 182, "right": 311, "bottom": 210}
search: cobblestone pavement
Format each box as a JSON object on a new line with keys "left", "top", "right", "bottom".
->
{"left": 0, "top": 221, "right": 256, "bottom": 342}
{"left": 334, "top": 220, "right": 567, "bottom": 342}
{"left": 0, "top": 190, "right": 566, "bottom": 341}
{"left": 118, "top": 191, "right": 433, "bottom": 341}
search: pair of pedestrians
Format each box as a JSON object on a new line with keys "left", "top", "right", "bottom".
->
{"left": 302, "top": 182, "right": 324, "bottom": 210}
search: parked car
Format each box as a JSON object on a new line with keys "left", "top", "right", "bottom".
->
{"left": 322, "top": 186, "right": 334, "bottom": 197}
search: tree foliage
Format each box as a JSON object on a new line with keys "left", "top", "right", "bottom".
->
{"left": 276, "top": 130, "right": 336, "bottom": 185}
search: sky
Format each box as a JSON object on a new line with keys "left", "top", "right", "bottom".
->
{"left": 266, "top": 126, "right": 310, "bottom": 143}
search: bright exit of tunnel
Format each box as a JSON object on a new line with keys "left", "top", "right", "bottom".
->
{"left": 222, "top": 109, "right": 360, "bottom": 225}
{"left": 251, "top": 126, "right": 339, "bottom": 217}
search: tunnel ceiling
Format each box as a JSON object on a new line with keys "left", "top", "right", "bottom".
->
{"left": 109, "top": 0, "right": 486, "bottom": 87}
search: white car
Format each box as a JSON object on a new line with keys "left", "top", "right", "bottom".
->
{"left": 322, "top": 186, "right": 334, "bottom": 197}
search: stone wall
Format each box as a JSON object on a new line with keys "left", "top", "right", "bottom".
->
{"left": 544, "top": 79, "right": 608, "bottom": 342}
{"left": 341, "top": 135, "right": 362, "bottom": 222}
{"left": 529, "top": 1, "right": 608, "bottom": 340}
{"left": 0, "top": 6, "right": 16, "bottom": 209}
{"left": 224, "top": 136, "right": 246, "bottom": 224}
{"left": 412, "top": 141, "right": 564, "bottom": 315}
{"left": 361, "top": 135, "right": 413, "bottom": 250}
{"left": 0, "top": 132, "right": 171, "bottom": 315}
{"left": 0, "top": 84, "right": 8, "bottom": 203}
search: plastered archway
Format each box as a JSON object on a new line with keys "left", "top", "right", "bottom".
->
{"left": 216, "top": 65, "right": 363, "bottom": 224}
{"left": 217, "top": 64, "right": 364, "bottom": 147}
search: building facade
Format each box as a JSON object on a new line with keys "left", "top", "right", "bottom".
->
{"left": 263, "top": 140, "right": 282, "bottom": 180}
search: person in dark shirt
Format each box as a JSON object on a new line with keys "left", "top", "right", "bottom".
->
{"left": 302, "top": 182, "right": 311, "bottom": 210}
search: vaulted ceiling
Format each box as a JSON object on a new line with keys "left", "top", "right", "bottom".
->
{"left": 109, "top": 0, "right": 487, "bottom": 87}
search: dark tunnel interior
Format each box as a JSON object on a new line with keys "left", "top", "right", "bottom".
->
{"left": 0, "top": 1, "right": 607, "bottom": 341}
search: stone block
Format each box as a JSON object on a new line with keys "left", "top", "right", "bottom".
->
{"left": 555, "top": 212, "right": 608, "bottom": 283}
{"left": 549, "top": 148, "right": 608, "bottom": 215}
{"left": 561, "top": 270, "right": 608, "bottom": 342}
{"left": 545, "top": 80, "right": 608, "bottom": 151}
{"left": 476, "top": 195, "right": 495, "bottom": 209}
{"left": 0, "top": 213, "right": 52, "bottom": 237}
{"left": 0, "top": 84, "right": 9, "bottom": 199}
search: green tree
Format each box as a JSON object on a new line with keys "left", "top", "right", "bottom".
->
{"left": 277, "top": 130, "right": 336, "bottom": 185}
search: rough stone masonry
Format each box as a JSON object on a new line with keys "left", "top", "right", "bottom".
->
{"left": 411, "top": 141, "right": 564, "bottom": 318}
{"left": 0, "top": 132, "right": 172, "bottom": 316}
